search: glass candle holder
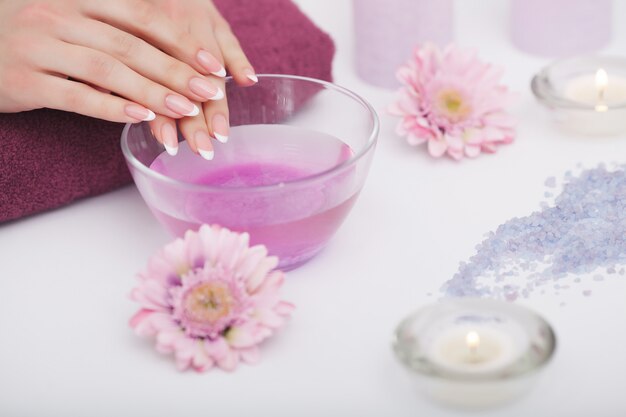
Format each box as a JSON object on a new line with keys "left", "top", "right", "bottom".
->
{"left": 393, "top": 298, "right": 556, "bottom": 410}
{"left": 532, "top": 55, "right": 626, "bottom": 136}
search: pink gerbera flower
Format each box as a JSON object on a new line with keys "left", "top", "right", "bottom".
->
{"left": 129, "top": 225, "right": 294, "bottom": 372}
{"left": 388, "top": 43, "right": 516, "bottom": 160}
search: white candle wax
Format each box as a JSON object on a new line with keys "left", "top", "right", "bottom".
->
{"left": 428, "top": 327, "right": 522, "bottom": 373}
{"left": 564, "top": 69, "right": 626, "bottom": 106}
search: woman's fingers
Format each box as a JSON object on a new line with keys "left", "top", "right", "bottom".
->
{"left": 202, "top": 78, "right": 230, "bottom": 144}
{"left": 40, "top": 42, "right": 201, "bottom": 119}
{"left": 149, "top": 115, "right": 179, "bottom": 156}
{"left": 82, "top": 0, "right": 225, "bottom": 77}
{"left": 57, "top": 19, "right": 224, "bottom": 103}
{"left": 178, "top": 104, "right": 216, "bottom": 160}
{"left": 39, "top": 75, "right": 155, "bottom": 123}
{"left": 213, "top": 19, "right": 257, "bottom": 86}
{"left": 187, "top": 15, "right": 230, "bottom": 146}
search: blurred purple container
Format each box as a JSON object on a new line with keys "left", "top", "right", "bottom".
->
{"left": 511, "top": 0, "right": 612, "bottom": 57}
{"left": 353, "top": 0, "right": 453, "bottom": 89}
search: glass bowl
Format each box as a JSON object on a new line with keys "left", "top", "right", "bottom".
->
{"left": 393, "top": 298, "right": 556, "bottom": 409}
{"left": 121, "top": 75, "right": 379, "bottom": 270}
{"left": 531, "top": 55, "right": 626, "bottom": 136}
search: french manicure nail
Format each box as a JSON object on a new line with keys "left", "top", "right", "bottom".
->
{"left": 244, "top": 68, "right": 258, "bottom": 83}
{"left": 212, "top": 67, "right": 227, "bottom": 77}
{"left": 199, "top": 148, "right": 214, "bottom": 160}
{"left": 195, "top": 131, "right": 214, "bottom": 160}
{"left": 212, "top": 113, "right": 229, "bottom": 143}
{"left": 197, "top": 49, "right": 226, "bottom": 77}
{"left": 124, "top": 104, "right": 155, "bottom": 121}
{"left": 161, "top": 123, "right": 178, "bottom": 156}
{"left": 165, "top": 95, "right": 199, "bottom": 117}
{"left": 189, "top": 77, "right": 223, "bottom": 101}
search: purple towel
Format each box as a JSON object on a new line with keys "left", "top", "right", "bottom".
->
{"left": 0, "top": 0, "right": 334, "bottom": 224}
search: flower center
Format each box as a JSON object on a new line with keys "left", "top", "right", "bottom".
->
{"left": 183, "top": 282, "right": 234, "bottom": 325}
{"left": 436, "top": 88, "right": 472, "bottom": 122}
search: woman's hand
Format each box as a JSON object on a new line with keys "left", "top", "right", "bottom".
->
{"left": 0, "top": 0, "right": 227, "bottom": 122}
{"left": 146, "top": 0, "right": 257, "bottom": 159}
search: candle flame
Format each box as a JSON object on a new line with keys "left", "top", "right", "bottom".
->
{"left": 595, "top": 69, "right": 609, "bottom": 111}
{"left": 596, "top": 68, "right": 608, "bottom": 90}
{"left": 465, "top": 331, "right": 480, "bottom": 351}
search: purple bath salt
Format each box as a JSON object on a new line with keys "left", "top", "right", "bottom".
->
{"left": 544, "top": 177, "right": 557, "bottom": 188}
{"left": 443, "top": 165, "right": 626, "bottom": 299}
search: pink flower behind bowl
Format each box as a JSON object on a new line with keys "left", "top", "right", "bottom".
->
{"left": 388, "top": 43, "right": 516, "bottom": 160}
{"left": 129, "top": 225, "right": 294, "bottom": 372}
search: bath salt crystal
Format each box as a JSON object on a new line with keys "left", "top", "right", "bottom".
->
{"left": 442, "top": 165, "right": 626, "bottom": 299}
{"left": 545, "top": 176, "right": 557, "bottom": 188}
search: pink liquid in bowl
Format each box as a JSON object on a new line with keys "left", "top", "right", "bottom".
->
{"left": 148, "top": 124, "right": 358, "bottom": 270}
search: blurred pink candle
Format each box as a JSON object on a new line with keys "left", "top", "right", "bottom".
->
{"left": 510, "top": 0, "right": 612, "bottom": 57}
{"left": 353, "top": 0, "right": 453, "bottom": 89}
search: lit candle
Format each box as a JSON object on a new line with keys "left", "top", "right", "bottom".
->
{"left": 429, "top": 327, "right": 520, "bottom": 373}
{"left": 595, "top": 68, "right": 608, "bottom": 112}
{"left": 532, "top": 56, "right": 626, "bottom": 136}
{"left": 393, "top": 299, "right": 556, "bottom": 409}
{"left": 564, "top": 67, "right": 626, "bottom": 109}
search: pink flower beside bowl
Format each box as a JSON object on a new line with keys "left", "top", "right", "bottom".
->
{"left": 389, "top": 43, "right": 516, "bottom": 160}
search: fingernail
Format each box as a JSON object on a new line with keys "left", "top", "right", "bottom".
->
{"left": 195, "top": 131, "right": 214, "bottom": 160}
{"left": 212, "top": 114, "right": 229, "bottom": 143}
{"left": 197, "top": 49, "right": 226, "bottom": 77}
{"left": 165, "top": 95, "right": 199, "bottom": 117}
{"left": 244, "top": 68, "right": 258, "bottom": 83}
{"left": 161, "top": 123, "right": 178, "bottom": 156}
{"left": 189, "top": 77, "right": 223, "bottom": 101}
{"left": 124, "top": 104, "right": 155, "bottom": 121}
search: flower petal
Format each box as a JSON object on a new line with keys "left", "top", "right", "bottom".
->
{"left": 447, "top": 147, "right": 464, "bottom": 160}
{"left": 192, "top": 341, "right": 214, "bottom": 372}
{"left": 246, "top": 256, "right": 279, "bottom": 293}
{"left": 275, "top": 301, "right": 296, "bottom": 316}
{"left": 204, "top": 337, "right": 230, "bottom": 362}
{"left": 444, "top": 134, "right": 464, "bottom": 151}
{"left": 465, "top": 144, "right": 482, "bottom": 158}
{"left": 217, "top": 348, "right": 239, "bottom": 372}
{"left": 255, "top": 308, "right": 286, "bottom": 328}
{"left": 226, "top": 323, "right": 271, "bottom": 348}
{"left": 156, "top": 330, "right": 182, "bottom": 354}
{"left": 234, "top": 244, "right": 268, "bottom": 282}
{"left": 428, "top": 139, "right": 448, "bottom": 158}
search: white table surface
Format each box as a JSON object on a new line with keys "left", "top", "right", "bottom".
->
{"left": 2, "top": 1, "right": 626, "bottom": 416}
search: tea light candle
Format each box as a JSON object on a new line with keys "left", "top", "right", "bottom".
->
{"left": 532, "top": 56, "right": 626, "bottom": 136}
{"left": 393, "top": 299, "right": 556, "bottom": 409}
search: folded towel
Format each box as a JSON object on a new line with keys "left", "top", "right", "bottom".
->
{"left": 0, "top": 0, "right": 335, "bottom": 224}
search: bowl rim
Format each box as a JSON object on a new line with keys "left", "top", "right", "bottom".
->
{"left": 120, "top": 74, "right": 379, "bottom": 192}
{"left": 392, "top": 298, "right": 557, "bottom": 382}
{"left": 531, "top": 54, "right": 626, "bottom": 110}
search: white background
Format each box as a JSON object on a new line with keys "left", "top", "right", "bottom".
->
{"left": 2, "top": 1, "right": 626, "bottom": 416}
